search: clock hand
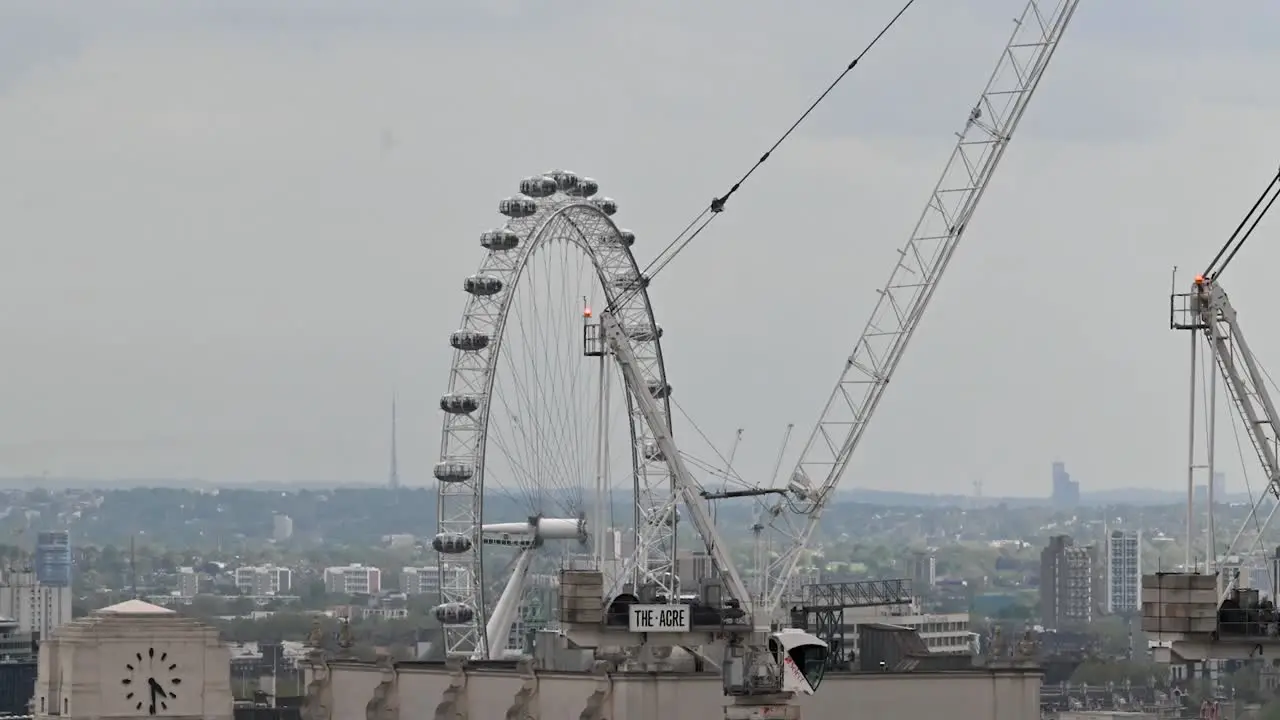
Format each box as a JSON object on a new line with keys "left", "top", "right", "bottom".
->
{"left": 148, "top": 678, "right": 159, "bottom": 711}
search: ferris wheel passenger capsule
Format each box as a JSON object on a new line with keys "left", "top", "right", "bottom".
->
{"left": 546, "top": 169, "right": 581, "bottom": 193}
{"left": 450, "top": 330, "right": 491, "bottom": 352}
{"left": 613, "top": 229, "right": 636, "bottom": 247}
{"left": 480, "top": 229, "right": 520, "bottom": 252}
{"left": 432, "top": 532, "right": 473, "bottom": 554}
{"left": 433, "top": 602, "right": 475, "bottom": 624}
{"left": 433, "top": 461, "right": 474, "bottom": 483}
{"left": 439, "top": 393, "right": 481, "bottom": 415}
{"left": 498, "top": 197, "right": 537, "bottom": 218}
{"left": 647, "top": 380, "right": 672, "bottom": 399}
{"left": 519, "top": 176, "right": 557, "bottom": 198}
{"left": 592, "top": 197, "right": 618, "bottom": 216}
{"left": 463, "top": 274, "right": 503, "bottom": 296}
{"left": 565, "top": 177, "right": 599, "bottom": 198}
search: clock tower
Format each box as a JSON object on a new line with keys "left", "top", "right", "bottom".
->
{"left": 34, "top": 599, "right": 232, "bottom": 720}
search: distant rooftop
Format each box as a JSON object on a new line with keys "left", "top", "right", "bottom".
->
{"left": 94, "top": 599, "right": 176, "bottom": 616}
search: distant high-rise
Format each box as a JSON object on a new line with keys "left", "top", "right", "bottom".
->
{"left": 1105, "top": 529, "right": 1141, "bottom": 614}
{"left": 910, "top": 551, "right": 937, "bottom": 590}
{"left": 272, "top": 513, "right": 293, "bottom": 541}
{"left": 1050, "top": 461, "right": 1080, "bottom": 508}
{"left": 34, "top": 531, "right": 71, "bottom": 587}
{"left": 0, "top": 569, "right": 72, "bottom": 639}
{"left": 1212, "top": 472, "right": 1226, "bottom": 501}
{"left": 389, "top": 393, "right": 400, "bottom": 490}
{"left": 1040, "top": 535, "right": 1092, "bottom": 628}
{"left": 177, "top": 567, "right": 200, "bottom": 598}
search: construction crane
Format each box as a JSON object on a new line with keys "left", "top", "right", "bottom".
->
{"left": 1170, "top": 170, "right": 1280, "bottom": 595}
{"left": 1148, "top": 170, "right": 1280, "bottom": 663}
{"left": 587, "top": 2, "right": 1081, "bottom": 717}
{"left": 759, "top": 0, "right": 1079, "bottom": 615}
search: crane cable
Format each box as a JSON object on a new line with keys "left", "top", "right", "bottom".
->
{"left": 1203, "top": 166, "right": 1280, "bottom": 281}
{"left": 607, "top": 0, "right": 918, "bottom": 311}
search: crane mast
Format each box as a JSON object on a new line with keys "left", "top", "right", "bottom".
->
{"left": 1180, "top": 280, "right": 1280, "bottom": 557}
{"left": 1166, "top": 169, "right": 1280, "bottom": 604}
{"left": 764, "top": 0, "right": 1080, "bottom": 612}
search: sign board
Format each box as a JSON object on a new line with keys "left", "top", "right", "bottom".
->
{"left": 628, "top": 603, "right": 691, "bottom": 633}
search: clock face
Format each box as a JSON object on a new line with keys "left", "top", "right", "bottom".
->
{"left": 120, "top": 647, "right": 183, "bottom": 716}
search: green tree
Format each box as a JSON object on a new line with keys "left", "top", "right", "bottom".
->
{"left": 188, "top": 594, "right": 228, "bottom": 617}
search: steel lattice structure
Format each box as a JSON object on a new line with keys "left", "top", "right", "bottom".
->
{"left": 433, "top": 170, "right": 676, "bottom": 658}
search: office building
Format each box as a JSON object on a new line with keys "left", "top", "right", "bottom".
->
{"left": 1040, "top": 535, "right": 1092, "bottom": 628}
{"left": 234, "top": 565, "right": 292, "bottom": 595}
{"left": 1105, "top": 529, "right": 1141, "bottom": 614}
{"left": 177, "top": 567, "right": 200, "bottom": 598}
{"left": 676, "top": 550, "right": 718, "bottom": 594}
{"left": 323, "top": 564, "right": 381, "bottom": 595}
{"left": 0, "top": 617, "right": 37, "bottom": 716}
{"left": 0, "top": 570, "right": 72, "bottom": 640}
{"left": 35, "top": 531, "right": 71, "bottom": 587}
{"left": 401, "top": 566, "right": 441, "bottom": 597}
{"left": 838, "top": 603, "right": 974, "bottom": 655}
{"left": 1213, "top": 472, "right": 1227, "bottom": 501}
{"left": 1050, "top": 461, "right": 1080, "bottom": 508}
{"left": 911, "top": 551, "right": 937, "bottom": 590}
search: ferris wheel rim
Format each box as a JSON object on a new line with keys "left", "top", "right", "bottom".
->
{"left": 434, "top": 174, "right": 675, "bottom": 659}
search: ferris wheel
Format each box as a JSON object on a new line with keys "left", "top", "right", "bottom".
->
{"left": 432, "top": 170, "right": 677, "bottom": 659}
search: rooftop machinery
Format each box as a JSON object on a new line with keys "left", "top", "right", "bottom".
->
{"left": 1151, "top": 169, "right": 1280, "bottom": 662}
{"left": 568, "top": 1, "right": 1082, "bottom": 717}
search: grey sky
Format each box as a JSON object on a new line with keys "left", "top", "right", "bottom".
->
{"left": 3, "top": 0, "right": 1279, "bottom": 497}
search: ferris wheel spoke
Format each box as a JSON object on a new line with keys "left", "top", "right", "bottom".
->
{"left": 483, "top": 423, "right": 540, "bottom": 510}
{"left": 500, "top": 248, "right": 589, "bottom": 515}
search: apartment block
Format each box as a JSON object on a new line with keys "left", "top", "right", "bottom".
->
{"left": 1040, "top": 535, "right": 1093, "bottom": 628}
{"left": 234, "top": 565, "right": 293, "bottom": 595}
{"left": 1106, "top": 529, "right": 1141, "bottom": 614}
{"left": 324, "top": 564, "right": 381, "bottom": 595}
{"left": 400, "top": 566, "right": 441, "bottom": 597}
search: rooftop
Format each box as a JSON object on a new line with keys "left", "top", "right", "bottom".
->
{"left": 94, "top": 599, "right": 177, "bottom": 616}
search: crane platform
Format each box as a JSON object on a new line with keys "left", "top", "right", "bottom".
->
{"left": 1143, "top": 572, "right": 1280, "bottom": 661}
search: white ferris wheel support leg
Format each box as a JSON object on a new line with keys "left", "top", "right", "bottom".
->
{"left": 480, "top": 547, "right": 535, "bottom": 660}
{"left": 600, "top": 309, "right": 755, "bottom": 614}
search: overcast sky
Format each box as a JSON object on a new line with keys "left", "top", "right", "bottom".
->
{"left": 3, "top": 0, "right": 1280, "bottom": 498}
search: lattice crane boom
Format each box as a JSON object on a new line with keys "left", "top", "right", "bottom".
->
{"left": 764, "top": 0, "right": 1081, "bottom": 613}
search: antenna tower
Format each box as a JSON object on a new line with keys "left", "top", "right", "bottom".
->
{"left": 389, "top": 393, "right": 401, "bottom": 489}
{"left": 129, "top": 535, "right": 138, "bottom": 599}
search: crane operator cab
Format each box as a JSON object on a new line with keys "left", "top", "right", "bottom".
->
{"left": 769, "top": 629, "right": 829, "bottom": 695}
